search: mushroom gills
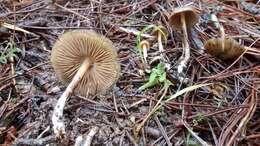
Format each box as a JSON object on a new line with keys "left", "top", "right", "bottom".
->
{"left": 51, "top": 30, "right": 120, "bottom": 96}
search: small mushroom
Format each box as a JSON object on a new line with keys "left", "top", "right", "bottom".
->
{"left": 169, "top": 6, "right": 199, "bottom": 74}
{"left": 51, "top": 29, "right": 120, "bottom": 137}
{"left": 140, "top": 40, "right": 150, "bottom": 64}
{"left": 152, "top": 25, "right": 171, "bottom": 69}
{"left": 152, "top": 25, "right": 168, "bottom": 56}
{"left": 204, "top": 37, "right": 260, "bottom": 60}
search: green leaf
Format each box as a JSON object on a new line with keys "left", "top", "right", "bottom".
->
{"left": 0, "top": 40, "right": 21, "bottom": 65}
{"left": 138, "top": 62, "right": 166, "bottom": 91}
{"left": 159, "top": 72, "right": 166, "bottom": 82}
{"left": 138, "top": 72, "right": 159, "bottom": 91}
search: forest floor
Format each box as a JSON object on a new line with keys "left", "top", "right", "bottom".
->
{"left": 0, "top": 0, "right": 259, "bottom": 146}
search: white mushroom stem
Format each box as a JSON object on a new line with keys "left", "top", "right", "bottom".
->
{"left": 157, "top": 32, "right": 164, "bottom": 56}
{"left": 142, "top": 45, "right": 148, "bottom": 64}
{"left": 157, "top": 33, "right": 171, "bottom": 70}
{"left": 219, "top": 25, "right": 225, "bottom": 51}
{"left": 177, "top": 13, "right": 190, "bottom": 74}
{"left": 52, "top": 59, "right": 90, "bottom": 137}
{"left": 74, "top": 126, "right": 99, "bottom": 146}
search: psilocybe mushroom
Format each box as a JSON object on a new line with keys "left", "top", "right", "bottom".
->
{"left": 140, "top": 40, "right": 150, "bottom": 64}
{"left": 51, "top": 30, "right": 120, "bottom": 137}
{"left": 204, "top": 37, "right": 260, "bottom": 60}
{"left": 152, "top": 25, "right": 170, "bottom": 69}
{"left": 169, "top": 6, "right": 199, "bottom": 75}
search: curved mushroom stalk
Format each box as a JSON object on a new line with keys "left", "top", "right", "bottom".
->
{"left": 168, "top": 7, "right": 199, "bottom": 76}
{"left": 177, "top": 13, "right": 190, "bottom": 74}
{"left": 52, "top": 59, "right": 91, "bottom": 137}
{"left": 157, "top": 32, "right": 164, "bottom": 56}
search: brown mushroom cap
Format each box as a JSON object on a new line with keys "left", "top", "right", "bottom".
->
{"left": 51, "top": 30, "right": 120, "bottom": 96}
{"left": 204, "top": 38, "right": 245, "bottom": 60}
{"left": 140, "top": 40, "right": 150, "bottom": 49}
{"left": 152, "top": 25, "right": 168, "bottom": 38}
{"left": 168, "top": 7, "right": 199, "bottom": 30}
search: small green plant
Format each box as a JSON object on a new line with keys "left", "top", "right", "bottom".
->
{"left": 0, "top": 41, "right": 21, "bottom": 64}
{"left": 138, "top": 62, "right": 172, "bottom": 91}
{"left": 192, "top": 112, "right": 205, "bottom": 126}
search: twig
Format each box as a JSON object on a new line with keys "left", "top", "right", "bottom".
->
{"left": 113, "top": 93, "right": 118, "bottom": 112}
{"left": 226, "top": 87, "right": 257, "bottom": 145}
{"left": 37, "top": 126, "right": 50, "bottom": 139}
{"left": 80, "top": 126, "right": 99, "bottom": 146}
{"left": 183, "top": 121, "right": 211, "bottom": 146}
{"left": 118, "top": 27, "right": 155, "bottom": 39}
{"left": 126, "top": 131, "right": 138, "bottom": 146}
{"left": 13, "top": 135, "right": 56, "bottom": 146}
{"left": 207, "top": 120, "right": 218, "bottom": 146}
{"left": 154, "top": 116, "right": 172, "bottom": 146}
{"left": 54, "top": 3, "right": 90, "bottom": 21}
{"left": 134, "top": 85, "right": 168, "bottom": 139}
{"left": 1, "top": 22, "right": 38, "bottom": 37}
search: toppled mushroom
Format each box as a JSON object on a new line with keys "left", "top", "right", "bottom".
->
{"left": 140, "top": 40, "right": 150, "bottom": 64}
{"left": 204, "top": 37, "right": 260, "bottom": 60}
{"left": 169, "top": 6, "right": 199, "bottom": 74}
{"left": 51, "top": 29, "right": 120, "bottom": 137}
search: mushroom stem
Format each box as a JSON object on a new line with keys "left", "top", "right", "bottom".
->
{"left": 157, "top": 33, "right": 171, "bottom": 70}
{"left": 158, "top": 33, "right": 167, "bottom": 61}
{"left": 52, "top": 59, "right": 91, "bottom": 137}
{"left": 142, "top": 45, "right": 148, "bottom": 64}
{"left": 158, "top": 33, "right": 164, "bottom": 56}
{"left": 219, "top": 25, "right": 225, "bottom": 52}
{"left": 178, "top": 13, "right": 190, "bottom": 74}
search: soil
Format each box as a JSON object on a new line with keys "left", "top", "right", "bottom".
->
{"left": 0, "top": 0, "right": 259, "bottom": 146}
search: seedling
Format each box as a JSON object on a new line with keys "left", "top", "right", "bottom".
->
{"left": 0, "top": 41, "right": 21, "bottom": 64}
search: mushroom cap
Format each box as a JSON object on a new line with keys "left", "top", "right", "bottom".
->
{"left": 51, "top": 30, "right": 120, "bottom": 96}
{"left": 168, "top": 7, "right": 199, "bottom": 30}
{"left": 204, "top": 38, "right": 245, "bottom": 60}
{"left": 140, "top": 40, "right": 150, "bottom": 49}
{"left": 152, "top": 25, "right": 168, "bottom": 38}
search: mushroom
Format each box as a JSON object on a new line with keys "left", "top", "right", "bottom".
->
{"left": 51, "top": 29, "right": 120, "bottom": 137}
{"left": 204, "top": 37, "right": 260, "bottom": 60}
{"left": 140, "top": 40, "right": 150, "bottom": 64}
{"left": 152, "top": 25, "right": 168, "bottom": 58}
{"left": 168, "top": 6, "right": 199, "bottom": 74}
